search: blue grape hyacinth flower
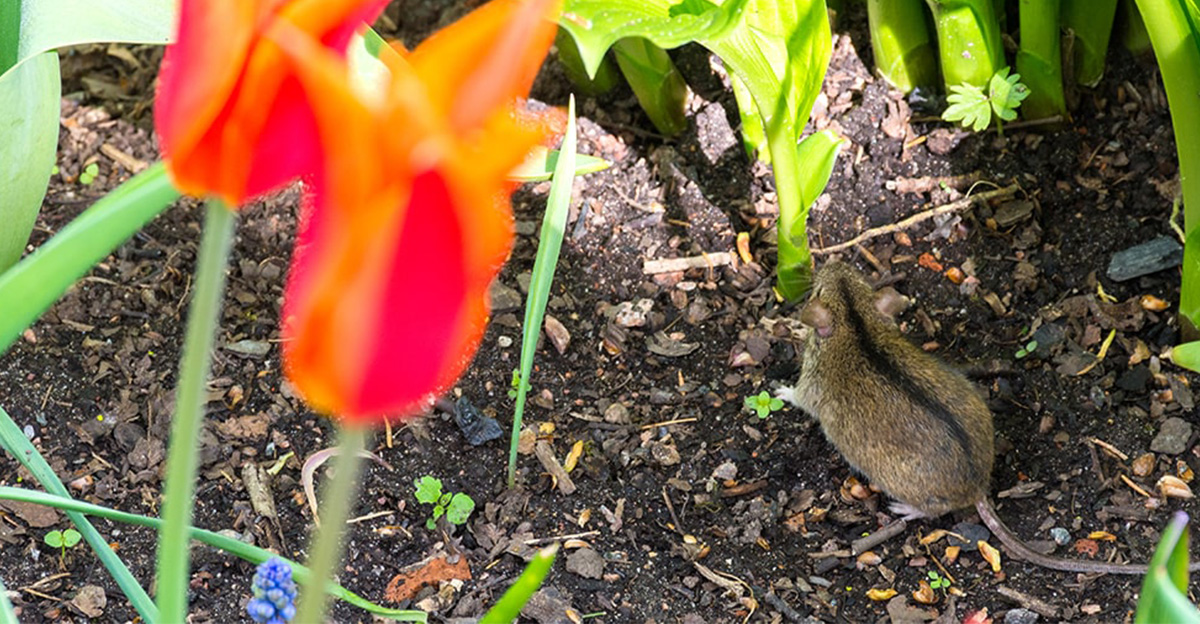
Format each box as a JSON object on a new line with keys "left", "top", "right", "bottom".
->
{"left": 247, "top": 557, "right": 297, "bottom": 624}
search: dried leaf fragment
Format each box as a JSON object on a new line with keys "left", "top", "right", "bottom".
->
{"left": 867, "top": 587, "right": 897, "bottom": 601}
{"left": 912, "top": 580, "right": 937, "bottom": 604}
{"left": 978, "top": 540, "right": 1002, "bottom": 572}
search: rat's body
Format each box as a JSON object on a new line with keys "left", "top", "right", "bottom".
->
{"left": 778, "top": 261, "right": 1187, "bottom": 575}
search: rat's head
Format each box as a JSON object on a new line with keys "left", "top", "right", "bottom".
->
{"left": 799, "top": 261, "right": 907, "bottom": 340}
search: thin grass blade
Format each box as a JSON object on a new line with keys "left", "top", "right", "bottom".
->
{"left": 481, "top": 544, "right": 558, "bottom": 622}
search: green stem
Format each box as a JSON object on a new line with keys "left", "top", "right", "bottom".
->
{"left": 925, "top": 0, "right": 1005, "bottom": 90}
{"left": 1062, "top": 0, "right": 1119, "bottom": 86}
{"left": 295, "top": 425, "right": 368, "bottom": 623}
{"left": 0, "top": 576, "right": 15, "bottom": 624}
{"left": 154, "top": 200, "right": 236, "bottom": 622}
{"left": 0, "top": 486, "right": 425, "bottom": 621}
{"left": 1133, "top": 0, "right": 1200, "bottom": 338}
{"left": 1016, "top": 0, "right": 1067, "bottom": 119}
{"left": 867, "top": 0, "right": 939, "bottom": 92}
{"left": 766, "top": 107, "right": 812, "bottom": 301}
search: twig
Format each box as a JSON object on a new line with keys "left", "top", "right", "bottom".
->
{"left": 812, "top": 184, "right": 1019, "bottom": 255}
{"left": 524, "top": 530, "right": 601, "bottom": 546}
{"left": 996, "top": 585, "right": 1060, "bottom": 619}
{"left": 851, "top": 519, "right": 908, "bottom": 555}
{"left": 534, "top": 441, "right": 577, "bottom": 494}
{"left": 348, "top": 510, "right": 395, "bottom": 524}
{"left": 763, "top": 591, "right": 806, "bottom": 622}
{"left": 1089, "top": 437, "right": 1129, "bottom": 461}
{"left": 1120, "top": 474, "right": 1153, "bottom": 498}
{"left": 662, "top": 487, "right": 684, "bottom": 533}
{"left": 639, "top": 417, "right": 698, "bottom": 430}
{"left": 643, "top": 252, "right": 735, "bottom": 274}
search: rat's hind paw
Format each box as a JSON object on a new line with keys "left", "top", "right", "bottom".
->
{"left": 774, "top": 385, "right": 798, "bottom": 407}
{"left": 888, "top": 502, "right": 929, "bottom": 522}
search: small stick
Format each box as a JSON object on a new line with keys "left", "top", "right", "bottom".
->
{"left": 1089, "top": 437, "right": 1128, "bottom": 461}
{"left": 851, "top": 519, "right": 908, "bottom": 555}
{"left": 718, "top": 480, "right": 769, "bottom": 498}
{"left": 812, "top": 185, "right": 1019, "bottom": 255}
{"left": 639, "top": 417, "right": 698, "bottom": 430}
{"left": 643, "top": 252, "right": 735, "bottom": 274}
{"left": 348, "top": 510, "right": 395, "bottom": 524}
{"left": 534, "top": 441, "right": 577, "bottom": 494}
{"left": 662, "top": 487, "right": 684, "bottom": 534}
{"left": 524, "top": 530, "right": 601, "bottom": 545}
{"left": 1120, "top": 474, "right": 1153, "bottom": 498}
{"left": 996, "top": 585, "right": 1060, "bottom": 619}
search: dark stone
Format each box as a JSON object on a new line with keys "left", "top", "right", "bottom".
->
{"left": 1116, "top": 365, "right": 1151, "bottom": 392}
{"left": 453, "top": 397, "right": 503, "bottom": 446}
{"left": 1107, "top": 237, "right": 1183, "bottom": 282}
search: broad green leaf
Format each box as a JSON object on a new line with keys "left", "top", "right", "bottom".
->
{"left": 1135, "top": 512, "right": 1200, "bottom": 623}
{"left": 62, "top": 529, "right": 82, "bottom": 547}
{"left": 481, "top": 545, "right": 558, "bottom": 623}
{"left": 1169, "top": 340, "right": 1200, "bottom": 372}
{"left": 445, "top": 493, "right": 475, "bottom": 525}
{"left": 414, "top": 476, "right": 443, "bottom": 505}
{"left": 559, "top": 0, "right": 751, "bottom": 77}
{"left": 0, "top": 485, "right": 427, "bottom": 622}
{"left": 989, "top": 67, "right": 1029, "bottom": 121}
{"left": 44, "top": 530, "right": 65, "bottom": 548}
{"left": 612, "top": 38, "right": 689, "bottom": 135}
{"left": 729, "top": 70, "right": 768, "bottom": 161}
{"left": 0, "top": 164, "right": 179, "bottom": 357}
{"left": 510, "top": 146, "right": 610, "bottom": 182}
{"left": 703, "top": 0, "right": 832, "bottom": 145}
{"left": 555, "top": 28, "right": 621, "bottom": 95}
{"left": 924, "top": 0, "right": 1005, "bottom": 90}
{"left": 0, "top": 52, "right": 58, "bottom": 273}
{"left": 2, "top": 0, "right": 175, "bottom": 79}
{"left": 795, "top": 130, "right": 845, "bottom": 215}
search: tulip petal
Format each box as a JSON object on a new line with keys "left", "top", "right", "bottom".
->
{"left": 407, "top": 0, "right": 561, "bottom": 130}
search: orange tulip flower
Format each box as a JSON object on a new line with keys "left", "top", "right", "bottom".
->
{"left": 155, "top": 0, "right": 388, "bottom": 205}
{"left": 272, "top": 0, "right": 561, "bottom": 423}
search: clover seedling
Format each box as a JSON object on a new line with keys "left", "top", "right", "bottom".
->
{"left": 508, "top": 369, "right": 530, "bottom": 400}
{"left": 414, "top": 475, "right": 476, "bottom": 530}
{"left": 927, "top": 570, "right": 951, "bottom": 594}
{"left": 744, "top": 390, "right": 784, "bottom": 419}
{"left": 44, "top": 528, "right": 82, "bottom": 567}
{"left": 942, "top": 67, "right": 1030, "bottom": 136}
{"left": 1015, "top": 339, "right": 1038, "bottom": 359}
{"left": 79, "top": 162, "right": 100, "bottom": 185}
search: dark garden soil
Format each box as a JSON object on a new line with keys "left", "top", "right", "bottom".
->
{"left": 3, "top": 3, "right": 1200, "bottom": 623}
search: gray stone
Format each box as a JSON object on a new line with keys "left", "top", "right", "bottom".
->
{"left": 565, "top": 548, "right": 605, "bottom": 579}
{"left": 488, "top": 281, "right": 523, "bottom": 311}
{"left": 1049, "top": 527, "right": 1071, "bottom": 546}
{"left": 1151, "top": 417, "right": 1193, "bottom": 455}
{"left": 1107, "top": 237, "right": 1183, "bottom": 282}
{"left": 1004, "top": 607, "right": 1040, "bottom": 624}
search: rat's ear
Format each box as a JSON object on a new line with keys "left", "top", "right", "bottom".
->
{"left": 874, "top": 287, "right": 909, "bottom": 319}
{"left": 800, "top": 299, "right": 833, "bottom": 337}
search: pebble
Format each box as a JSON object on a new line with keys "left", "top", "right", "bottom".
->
{"left": 948, "top": 522, "right": 990, "bottom": 551}
{"left": 1107, "top": 237, "right": 1183, "bottom": 282}
{"left": 1049, "top": 527, "right": 1071, "bottom": 546}
{"left": 1150, "top": 417, "right": 1193, "bottom": 455}
{"left": 488, "top": 281, "right": 523, "bottom": 311}
{"left": 650, "top": 440, "right": 681, "bottom": 466}
{"left": 1004, "top": 608, "right": 1040, "bottom": 624}
{"left": 453, "top": 397, "right": 503, "bottom": 446}
{"left": 603, "top": 402, "right": 630, "bottom": 424}
{"left": 497, "top": 336, "right": 513, "bottom": 348}
{"left": 565, "top": 548, "right": 605, "bottom": 579}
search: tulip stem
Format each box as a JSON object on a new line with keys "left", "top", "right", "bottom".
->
{"left": 295, "top": 425, "right": 368, "bottom": 623}
{"left": 155, "top": 200, "right": 236, "bottom": 622}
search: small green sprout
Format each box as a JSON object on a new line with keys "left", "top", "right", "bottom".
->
{"left": 44, "top": 528, "right": 82, "bottom": 567}
{"left": 744, "top": 390, "right": 784, "bottom": 419}
{"left": 414, "top": 476, "right": 475, "bottom": 531}
{"left": 79, "top": 162, "right": 100, "bottom": 185}
{"left": 927, "top": 570, "right": 951, "bottom": 594}
{"left": 942, "top": 67, "right": 1030, "bottom": 135}
{"left": 1015, "top": 339, "right": 1038, "bottom": 359}
{"left": 508, "top": 369, "right": 530, "bottom": 400}
{"left": 51, "top": 164, "right": 59, "bottom": 175}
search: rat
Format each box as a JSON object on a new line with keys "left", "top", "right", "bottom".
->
{"left": 776, "top": 260, "right": 1197, "bottom": 575}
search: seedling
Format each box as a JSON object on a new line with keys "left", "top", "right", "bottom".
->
{"left": 44, "top": 528, "right": 82, "bottom": 567}
{"left": 927, "top": 570, "right": 951, "bottom": 594}
{"left": 79, "top": 162, "right": 99, "bottom": 185}
{"left": 508, "top": 369, "right": 530, "bottom": 400}
{"left": 744, "top": 390, "right": 784, "bottom": 419}
{"left": 414, "top": 476, "right": 475, "bottom": 531}
{"left": 1014, "top": 339, "right": 1038, "bottom": 359}
{"left": 942, "top": 67, "right": 1030, "bottom": 135}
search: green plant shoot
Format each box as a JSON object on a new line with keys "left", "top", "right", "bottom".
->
{"left": 1134, "top": 512, "right": 1200, "bottom": 623}
{"left": 744, "top": 390, "right": 783, "bottom": 419}
{"left": 866, "top": 0, "right": 938, "bottom": 93}
{"left": 943, "top": 67, "right": 1030, "bottom": 134}
{"left": 1016, "top": 0, "right": 1067, "bottom": 120}
{"left": 414, "top": 476, "right": 476, "bottom": 530}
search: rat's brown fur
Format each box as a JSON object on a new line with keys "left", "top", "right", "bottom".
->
{"left": 780, "top": 261, "right": 1195, "bottom": 575}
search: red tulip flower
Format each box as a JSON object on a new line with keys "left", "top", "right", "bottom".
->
{"left": 155, "top": 0, "right": 388, "bottom": 205}
{"left": 273, "top": 0, "right": 561, "bottom": 423}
